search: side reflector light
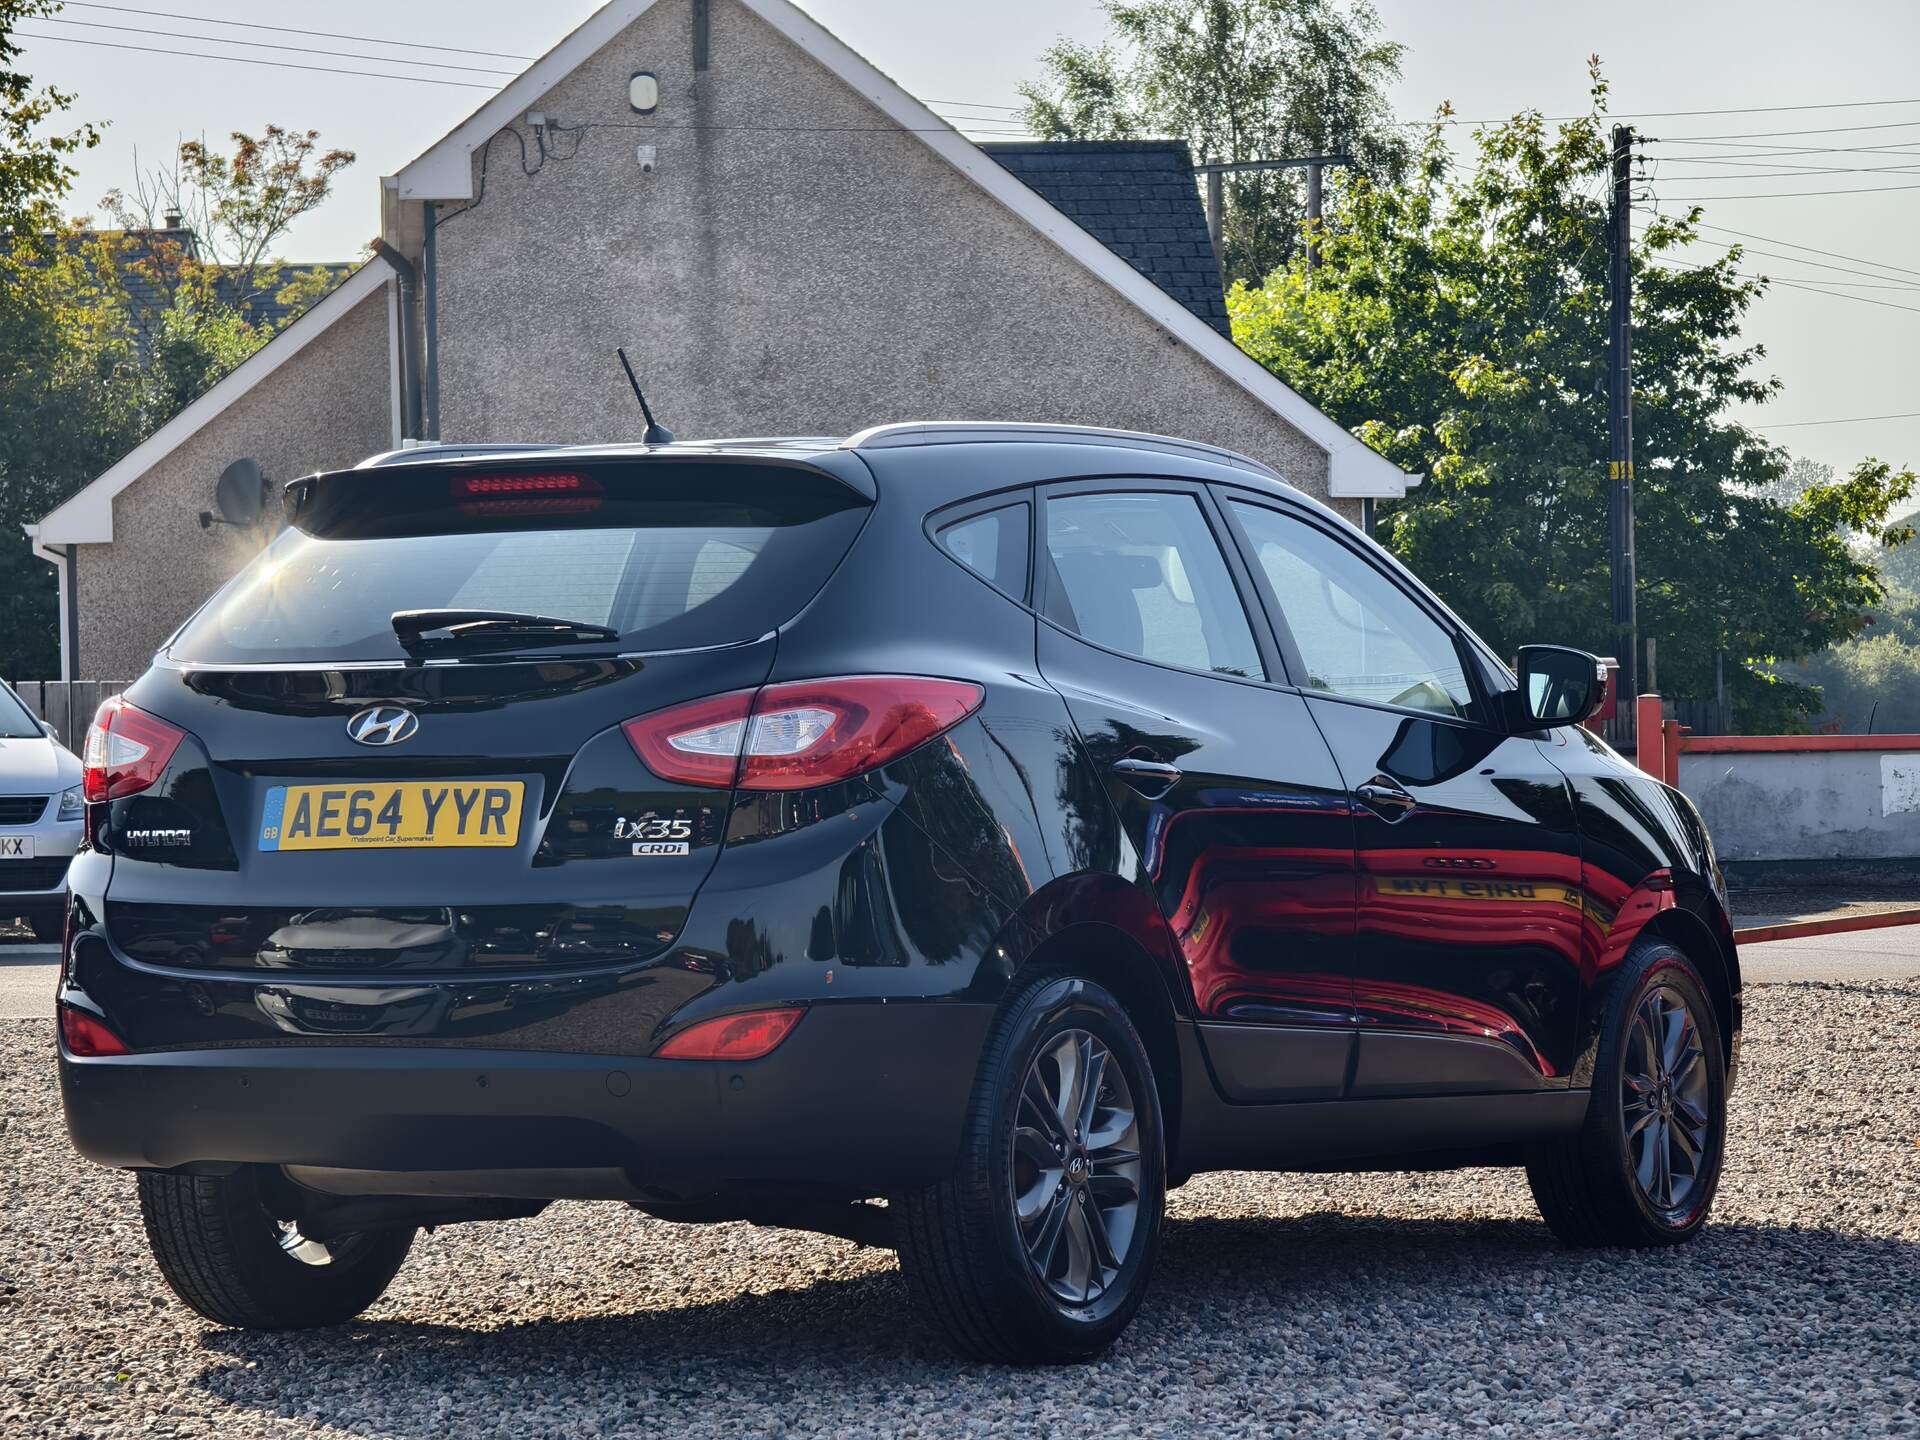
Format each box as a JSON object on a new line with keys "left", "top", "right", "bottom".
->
{"left": 452, "top": 472, "right": 602, "bottom": 518}
{"left": 59, "top": 1005, "right": 131, "bottom": 1057}
{"left": 656, "top": 1007, "right": 804, "bottom": 1061}
{"left": 623, "top": 677, "right": 984, "bottom": 791}
{"left": 81, "top": 698, "right": 185, "bottom": 804}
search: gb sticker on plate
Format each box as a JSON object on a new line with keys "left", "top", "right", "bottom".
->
{"left": 615, "top": 812, "right": 693, "bottom": 857}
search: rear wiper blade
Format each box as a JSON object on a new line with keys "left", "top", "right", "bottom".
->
{"left": 391, "top": 608, "right": 621, "bottom": 649}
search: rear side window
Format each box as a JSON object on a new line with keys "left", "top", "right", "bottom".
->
{"left": 1044, "top": 491, "right": 1264, "bottom": 680}
{"left": 937, "top": 503, "right": 1030, "bottom": 601}
{"left": 170, "top": 467, "right": 868, "bottom": 664}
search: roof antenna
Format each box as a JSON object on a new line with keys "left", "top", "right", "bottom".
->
{"left": 616, "top": 347, "right": 675, "bottom": 445}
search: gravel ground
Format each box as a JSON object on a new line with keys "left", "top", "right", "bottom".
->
{"left": 4, "top": 982, "right": 1917, "bottom": 1439}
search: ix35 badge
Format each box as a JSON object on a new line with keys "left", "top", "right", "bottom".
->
{"left": 614, "top": 812, "right": 694, "bottom": 856}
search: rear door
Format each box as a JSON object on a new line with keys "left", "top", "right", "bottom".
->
{"left": 102, "top": 456, "right": 871, "bottom": 985}
{"left": 1033, "top": 481, "right": 1357, "bottom": 1103}
{"left": 1218, "top": 492, "right": 1585, "bottom": 1092}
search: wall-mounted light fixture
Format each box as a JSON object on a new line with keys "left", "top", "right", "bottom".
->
{"left": 629, "top": 71, "right": 659, "bottom": 114}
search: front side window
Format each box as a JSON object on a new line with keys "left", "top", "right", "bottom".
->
{"left": 1229, "top": 500, "right": 1471, "bottom": 716}
{"left": 1045, "top": 491, "right": 1264, "bottom": 680}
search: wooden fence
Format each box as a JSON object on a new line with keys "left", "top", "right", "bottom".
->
{"left": 4, "top": 680, "right": 129, "bottom": 752}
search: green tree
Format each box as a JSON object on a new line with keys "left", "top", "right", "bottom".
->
{"left": 1228, "top": 68, "right": 1915, "bottom": 731}
{"left": 1, "top": 0, "right": 116, "bottom": 680}
{"left": 0, "top": 102, "right": 356, "bottom": 678}
{"left": 1017, "top": 0, "right": 1408, "bottom": 285}
{"left": 0, "top": 0, "right": 97, "bottom": 243}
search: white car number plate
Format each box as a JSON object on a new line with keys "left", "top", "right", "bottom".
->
{"left": 0, "top": 836, "right": 33, "bottom": 859}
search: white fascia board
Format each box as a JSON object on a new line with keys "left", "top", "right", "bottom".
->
{"left": 391, "top": 0, "right": 660, "bottom": 202}
{"left": 386, "top": 0, "right": 1419, "bottom": 498}
{"left": 30, "top": 256, "right": 397, "bottom": 549}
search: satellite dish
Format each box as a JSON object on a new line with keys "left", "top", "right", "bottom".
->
{"left": 211, "top": 458, "right": 265, "bottom": 528}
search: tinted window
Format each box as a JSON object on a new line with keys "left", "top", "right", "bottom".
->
{"left": 1045, "top": 492, "right": 1263, "bottom": 679}
{"left": 1229, "top": 500, "right": 1470, "bottom": 716}
{"left": 0, "top": 684, "right": 40, "bottom": 739}
{"left": 170, "top": 489, "right": 869, "bottom": 665}
{"left": 938, "top": 503, "right": 1030, "bottom": 599}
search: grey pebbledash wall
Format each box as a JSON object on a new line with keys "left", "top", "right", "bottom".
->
{"left": 71, "top": 284, "right": 393, "bottom": 680}
{"left": 429, "top": 0, "right": 1339, "bottom": 505}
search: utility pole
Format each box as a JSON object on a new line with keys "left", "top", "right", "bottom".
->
{"left": 1305, "top": 160, "right": 1324, "bottom": 270}
{"left": 1197, "top": 154, "right": 1349, "bottom": 278}
{"left": 1607, "top": 123, "right": 1639, "bottom": 717}
{"left": 1205, "top": 159, "right": 1224, "bottom": 275}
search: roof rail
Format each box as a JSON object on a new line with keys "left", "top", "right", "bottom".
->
{"left": 841, "top": 421, "right": 1290, "bottom": 486}
{"left": 356, "top": 443, "right": 553, "bottom": 469}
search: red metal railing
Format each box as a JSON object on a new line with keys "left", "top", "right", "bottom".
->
{"left": 1620, "top": 693, "right": 1920, "bottom": 943}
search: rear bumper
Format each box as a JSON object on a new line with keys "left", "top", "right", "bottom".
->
{"left": 60, "top": 999, "right": 995, "bottom": 1196}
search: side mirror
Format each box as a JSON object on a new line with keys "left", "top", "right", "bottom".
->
{"left": 1512, "top": 644, "right": 1607, "bottom": 730}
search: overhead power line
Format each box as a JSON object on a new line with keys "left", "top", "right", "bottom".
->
{"left": 40, "top": 16, "right": 519, "bottom": 75}
{"left": 1653, "top": 180, "right": 1920, "bottom": 200}
{"left": 1648, "top": 253, "right": 1920, "bottom": 314}
{"left": 1635, "top": 228, "right": 1920, "bottom": 288}
{"left": 1753, "top": 411, "right": 1920, "bottom": 429}
{"left": 1420, "top": 98, "right": 1920, "bottom": 129}
{"left": 1655, "top": 118, "right": 1920, "bottom": 142}
{"left": 15, "top": 31, "right": 498, "bottom": 88}
{"left": 59, "top": 0, "right": 537, "bottom": 61}
{"left": 1671, "top": 219, "right": 1920, "bottom": 280}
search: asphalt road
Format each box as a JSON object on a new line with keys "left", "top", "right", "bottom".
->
{"left": 6, "top": 922, "right": 1917, "bottom": 1020}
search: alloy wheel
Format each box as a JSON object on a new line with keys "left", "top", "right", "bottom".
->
{"left": 1621, "top": 983, "right": 1713, "bottom": 1220}
{"left": 1010, "top": 1028, "right": 1143, "bottom": 1305}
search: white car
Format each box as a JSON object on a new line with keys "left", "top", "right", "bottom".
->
{"left": 0, "top": 681, "right": 83, "bottom": 941}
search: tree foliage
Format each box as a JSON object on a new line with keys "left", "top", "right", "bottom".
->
{"left": 1229, "top": 68, "right": 1916, "bottom": 731}
{"left": 0, "top": 84, "right": 355, "bottom": 678}
{"left": 1017, "top": 0, "right": 1408, "bottom": 285}
{"left": 0, "top": 0, "right": 97, "bottom": 244}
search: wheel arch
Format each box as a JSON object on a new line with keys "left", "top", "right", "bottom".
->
{"left": 1640, "top": 904, "right": 1741, "bottom": 1068}
{"left": 1015, "top": 918, "right": 1186, "bottom": 1171}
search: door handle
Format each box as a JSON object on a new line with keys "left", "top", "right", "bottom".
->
{"left": 1111, "top": 757, "right": 1183, "bottom": 797}
{"left": 1356, "top": 777, "right": 1417, "bottom": 821}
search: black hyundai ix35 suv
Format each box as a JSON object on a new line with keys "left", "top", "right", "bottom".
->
{"left": 58, "top": 422, "right": 1738, "bottom": 1363}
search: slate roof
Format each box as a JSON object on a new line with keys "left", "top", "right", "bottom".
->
{"left": 31, "top": 225, "right": 356, "bottom": 351}
{"left": 110, "top": 228, "right": 358, "bottom": 331}
{"left": 980, "top": 140, "right": 1230, "bottom": 338}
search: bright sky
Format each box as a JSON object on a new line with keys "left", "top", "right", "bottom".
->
{"left": 18, "top": 0, "right": 1920, "bottom": 481}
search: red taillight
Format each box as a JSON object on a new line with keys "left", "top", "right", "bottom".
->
{"left": 622, "top": 676, "right": 984, "bottom": 791}
{"left": 59, "top": 1005, "right": 130, "bottom": 1057}
{"left": 451, "top": 471, "right": 601, "bottom": 518}
{"left": 656, "top": 1007, "right": 804, "bottom": 1060}
{"left": 81, "top": 698, "right": 185, "bottom": 803}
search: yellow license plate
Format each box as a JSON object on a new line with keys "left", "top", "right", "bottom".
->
{"left": 258, "top": 781, "right": 524, "bottom": 852}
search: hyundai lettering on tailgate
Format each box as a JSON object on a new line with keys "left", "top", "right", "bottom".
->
{"left": 258, "top": 781, "right": 524, "bottom": 852}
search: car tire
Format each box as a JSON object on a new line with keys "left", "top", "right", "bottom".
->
{"left": 1527, "top": 939, "right": 1728, "bottom": 1247}
{"left": 137, "top": 1166, "right": 414, "bottom": 1329}
{"left": 893, "top": 971, "right": 1165, "bottom": 1364}
{"left": 24, "top": 907, "right": 62, "bottom": 944}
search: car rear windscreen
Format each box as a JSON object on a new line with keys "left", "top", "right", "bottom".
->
{"left": 168, "top": 464, "right": 869, "bottom": 665}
